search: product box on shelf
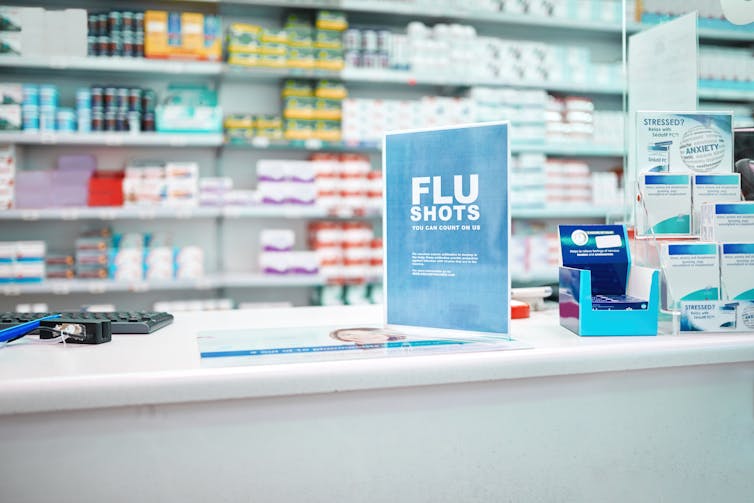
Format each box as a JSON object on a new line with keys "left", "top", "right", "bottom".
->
{"left": 558, "top": 224, "right": 659, "bottom": 336}
{"left": 637, "top": 173, "right": 691, "bottom": 236}
{"left": 156, "top": 85, "right": 222, "bottom": 133}
{"left": 144, "top": 10, "right": 221, "bottom": 61}
{"left": 691, "top": 173, "right": 741, "bottom": 234}
{"left": 720, "top": 243, "right": 754, "bottom": 301}
{"left": 701, "top": 202, "right": 754, "bottom": 242}
{"left": 636, "top": 111, "right": 733, "bottom": 174}
{"left": 660, "top": 242, "right": 720, "bottom": 311}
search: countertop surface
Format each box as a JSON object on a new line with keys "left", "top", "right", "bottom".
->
{"left": 1, "top": 305, "right": 754, "bottom": 415}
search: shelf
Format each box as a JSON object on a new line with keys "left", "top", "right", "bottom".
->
{"left": 225, "top": 136, "right": 380, "bottom": 152}
{"left": 223, "top": 64, "right": 340, "bottom": 81}
{"left": 0, "top": 205, "right": 379, "bottom": 221}
{"left": 0, "top": 207, "right": 223, "bottom": 221}
{"left": 511, "top": 206, "right": 625, "bottom": 219}
{"left": 226, "top": 137, "right": 623, "bottom": 156}
{"left": 0, "top": 132, "right": 224, "bottom": 147}
{"left": 0, "top": 55, "right": 222, "bottom": 76}
{"left": 339, "top": 68, "right": 624, "bottom": 94}
{"left": 698, "top": 86, "right": 754, "bottom": 102}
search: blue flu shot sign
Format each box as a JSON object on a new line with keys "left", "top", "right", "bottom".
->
{"left": 383, "top": 122, "right": 510, "bottom": 335}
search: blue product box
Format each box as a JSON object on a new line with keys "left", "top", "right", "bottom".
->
{"left": 558, "top": 224, "right": 659, "bottom": 336}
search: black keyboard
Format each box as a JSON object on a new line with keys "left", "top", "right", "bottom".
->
{"left": 0, "top": 311, "right": 174, "bottom": 334}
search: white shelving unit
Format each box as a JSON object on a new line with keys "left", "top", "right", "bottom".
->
{"left": 1, "top": 0, "right": 751, "bottom": 310}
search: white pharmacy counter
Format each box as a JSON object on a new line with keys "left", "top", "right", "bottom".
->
{"left": 1, "top": 305, "right": 753, "bottom": 502}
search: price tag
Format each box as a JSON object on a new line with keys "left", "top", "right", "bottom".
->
{"left": 224, "top": 207, "right": 242, "bottom": 218}
{"left": 3, "top": 285, "right": 21, "bottom": 296}
{"left": 98, "top": 209, "right": 117, "bottom": 220}
{"left": 138, "top": 209, "right": 156, "bottom": 220}
{"left": 88, "top": 283, "right": 107, "bottom": 294}
{"left": 130, "top": 282, "right": 149, "bottom": 293}
{"left": 251, "top": 137, "right": 270, "bottom": 148}
{"left": 61, "top": 209, "right": 80, "bottom": 220}
{"left": 52, "top": 283, "right": 71, "bottom": 295}
{"left": 169, "top": 136, "right": 189, "bottom": 147}
{"left": 194, "top": 278, "right": 213, "bottom": 290}
{"left": 21, "top": 211, "right": 40, "bottom": 221}
{"left": 105, "top": 134, "right": 124, "bottom": 146}
{"left": 175, "top": 207, "right": 193, "bottom": 219}
{"left": 305, "top": 139, "right": 323, "bottom": 150}
{"left": 40, "top": 133, "right": 56, "bottom": 145}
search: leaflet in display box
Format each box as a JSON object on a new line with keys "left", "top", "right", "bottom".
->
{"left": 558, "top": 225, "right": 659, "bottom": 336}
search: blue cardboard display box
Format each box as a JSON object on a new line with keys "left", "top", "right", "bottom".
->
{"left": 558, "top": 225, "right": 659, "bottom": 336}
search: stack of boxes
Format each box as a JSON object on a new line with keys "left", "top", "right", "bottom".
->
{"left": 144, "top": 10, "right": 221, "bottom": 61}
{"left": 344, "top": 28, "right": 399, "bottom": 70}
{"left": 0, "top": 84, "right": 21, "bottom": 131}
{"left": 259, "top": 229, "right": 319, "bottom": 276}
{"left": 308, "top": 220, "right": 382, "bottom": 284}
{"left": 198, "top": 177, "right": 233, "bottom": 207}
{"left": 225, "top": 114, "right": 283, "bottom": 141}
{"left": 87, "top": 10, "right": 145, "bottom": 58}
{"left": 0, "top": 241, "right": 45, "bottom": 283}
{"left": 123, "top": 161, "right": 199, "bottom": 207}
{"left": 257, "top": 159, "right": 317, "bottom": 206}
{"left": 283, "top": 80, "right": 346, "bottom": 142}
{"left": 0, "top": 145, "right": 14, "bottom": 209}
{"left": 471, "top": 87, "right": 547, "bottom": 143}
{"left": 226, "top": 11, "right": 347, "bottom": 70}
{"left": 510, "top": 223, "right": 559, "bottom": 280}
{"left": 0, "top": 6, "right": 86, "bottom": 58}
{"left": 545, "top": 95, "right": 594, "bottom": 143}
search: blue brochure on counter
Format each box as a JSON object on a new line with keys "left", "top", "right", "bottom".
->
{"left": 384, "top": 122, "right": 511, "bottom": 335}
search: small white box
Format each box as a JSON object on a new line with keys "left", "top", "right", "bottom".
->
{"left": 638, "top": 173, "right": 691, "bottom": 236}
{"left": 701, "top": 202, "right": 754, "bottom": 242}
{"left": 720, "top": 243, "right": 754, "bottom": 301}
{"left": 661, "top": 242, "right": 720, "bottom": 310}
{"left": 692, "top": 173, "right": 741, "bottom": 234}
{"left": 260, "top": 229, "right": 295, "bottom": 252}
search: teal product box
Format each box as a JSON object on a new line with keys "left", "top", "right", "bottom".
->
{"left": 156, "top": 84, "right": 222, "bottom": 133}
{"left": 720, "top": 243, "right": 754, "bottom": 301}
{"left": 691, "top": 173, "right": 741, "bottom": 234}
{"left": 636, "top": 111, "right": 733, "bottom": 174}
{"left": 638, "top": 173, "right": 691, "bottom": 236}
{"left": 558, "top": 224, "right": 659, "bottom": 337}
{"left": 660, "top": 242, "right": 719, "bottom": 311}
{"left": 701, "top": 202, "right": 754, "bottom": 242}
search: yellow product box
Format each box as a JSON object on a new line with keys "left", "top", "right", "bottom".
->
{"left": 226, "top": 128, "right": 255, "bottom": 140}
{"left": 256, "top": 127, "right": 284, "bottom": 140}
{"left": 283, "top": 96, "right": 315, "bottom": 120}
{"left": 315, "top": 80, "right": 347, "bottom": 99}
{"left": 312, "top": 120, "right": 341, "bottom": 141}
{"left": 227, "top": 52, "right": 261, "bottom": 66}
{"left": 260, "top": 42, "right": 287, "bottom": 56}
{"left": 254, "top": 114, "right": 282, "bottom": 129}
{"left": 224, "top": 114, "right": 254, "bottom": 129}
{"left": 258, "top": 53, "right": 287, "bottom": 67}
{"left": 314, "top": 29, "right": 343, "bottom": 50}
{"left": 315, "top": 48, "right": 344, "bottom": 70}
{"left": 227, "top": 23, "right": 263, "bottom": 54}
{"left": 287, "top": 47, "right": 315, "bottom": 68}
{"left": 281, "top": 80, "right": 313, "bottom": 98}
{"left": 145, "top": 10, "right": 221, "bottom": 61}
{"left": 316, "top": 10, "right": 348, "bottom": 31}
{"left": 312, "top": 98, "right": 342, "bottom": 121}
{"left": 284, "top": 119, "right": 315, "bottom": 140}
{"left": 261, "top": 29, "right": 288, "bottom": 44}
{"left": 287, "top": 27, "right": 314, "bottom": 48}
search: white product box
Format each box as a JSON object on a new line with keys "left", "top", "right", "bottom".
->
{"left": 701, "top": 202, "right": 754, "bottom": 243}
{"left": 260, "top": 229, "right": 295, "bottom": 252}
{"left": 257, "top": 160, "right": 286, "bottom": 182}
{"left": 661, "top": 242, "right": 720, "bottom": 310}
{"left": 720, "top": 243, "right": 754, "bottom": 301}
{"left": 691, "top": 173, "right": 741, "bottom": 234}
{"left": 165, "top": 162, "right": 199, "bottom": 179}
{"left": 199, "top": 177, "right": 233, "bottom": 192}
{"left": 638, "top": 173, "right": 691, "bottom": 236}
{"left": 286, "top": 251, "right": 319, "bottom": 274}
{"left": 13, "top": 261, "right": 45, "bottom": 281}
{"left": 636, "top": 111, "right": 733, "bottom": 174}
{"left": 15, "top": 240, "right": 45, "bottom": 260}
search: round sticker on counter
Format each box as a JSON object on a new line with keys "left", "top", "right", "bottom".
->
{"left": 679, "top": 126, "right": 726, "bottom": 172}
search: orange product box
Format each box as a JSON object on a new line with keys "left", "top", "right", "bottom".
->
{"left": 145, "top": 10, "right": 221, "bottom": 61}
